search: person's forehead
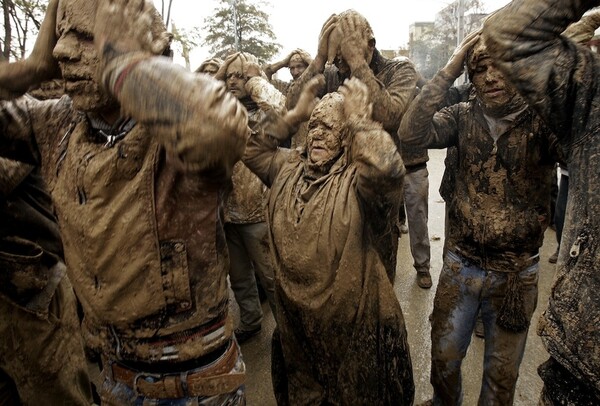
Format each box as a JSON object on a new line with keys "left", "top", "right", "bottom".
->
{"left": 56, "top": 0, "right": 96, "bottom": 36}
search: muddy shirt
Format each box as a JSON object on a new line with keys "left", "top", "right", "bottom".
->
{"left": 484, "top": 0, "right": 600, "bottom": 392}
{"left": 401, "top": 73, "right": 560, "bottom": 272}
{"left": 243, "top": 123, "right": 414, "bottom": 404}
{"left": 0, "top": 95, "right": 240, "bottom": 362}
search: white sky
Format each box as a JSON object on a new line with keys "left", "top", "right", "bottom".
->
{"left": 155, "top": 0, "right": 510, "bottom": 72}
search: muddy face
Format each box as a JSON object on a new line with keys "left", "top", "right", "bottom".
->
{"left": 54, "top": 0, "right": 114, "bottom": 112}
{"left": 306, "top": 94, "right": 345, "bottom": 168}
{"left": 288, "top": 55, "right": 307, "bottom": 80}
{"left": 201, "top": 64, "right": 219, "bottom": 77}
{"left": 472, "top": 58, "right": 518, "bottom": 115}
{"left": 226, "top": 58, "right": 249, "bottom": 99}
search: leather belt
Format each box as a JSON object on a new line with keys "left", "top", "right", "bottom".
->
{"left": 110, "top": 340, "right": 245, "bottom": 398}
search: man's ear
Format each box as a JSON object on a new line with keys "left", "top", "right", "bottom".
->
{"left": 368, "top": 38, "right": 376, "bottom": 51}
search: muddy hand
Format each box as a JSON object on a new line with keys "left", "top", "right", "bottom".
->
{"left": 442, "top": 29, "right": 481, "bottom": 79}
{"left": 94, "top": 0, "right": 169, "bottom": 57}
{"left": 316, "top": 14, "right": 338, "bottom": 68}
{"left": 285, "top": 74, "right": 324, "bottom": 129}
{"left": 337, "top": 13, "right": 371, "bottom": 69}
{"left": 340, "top": 77, "right": 372, "bottom": 122}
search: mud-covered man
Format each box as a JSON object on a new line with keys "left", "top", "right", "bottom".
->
{"left": 399, "top": 31, "right": 562, "bottom": 405}
{"left": 0, "top": 0, "right": 250, "bottom": 403}
{"left": 264, "top": 48, "right": 312, "bottom": 95}
{"left": 244, "top": 76, "right": 414, "bottom": 405}
{"left": 484, "top": 1, "right": 600, "bottom": 404}
{"left": 195, "top": 57, "right": 222, "bottom": 77}
{"left": 214, "top": 52, "right": 284, "bottom": 344}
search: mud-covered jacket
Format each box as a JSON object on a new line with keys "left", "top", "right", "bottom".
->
{"left": 0, "top": 158, "right": 65, "bottom": 316}
{"left": 400, "top": 73, "right": 560, "bottom": 272}
{"left": 225, "top": 76, "right": 285, "bottom": 224}
{"left": 0, "top": 94, "right": 242, "bottom": 362}
{"left": 485, "top": 0, "right": 600, "bottom": 392}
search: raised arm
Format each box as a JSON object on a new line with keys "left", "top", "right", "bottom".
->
{"left": 244, "top": 75, "right": 323, "bottom": 186}
{"left": 483, "top": 0, "right": 600, "bottom": 140}
{"left": 94, "top": 0, "right": 248, "bottom": 174}
{"left": 285, "top": 15, "right": 337, "bottom": 109}
{"left": 0, "top": 0, "right": 60, "bottom": 99}
{"left": 339, "top": 78, "right": 404, "bottom": 200}
{"left": 399, "top": 31, "right": 480, "bottom": 149}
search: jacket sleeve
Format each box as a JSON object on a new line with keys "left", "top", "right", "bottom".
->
{"left": 246, "top": 76, "right": 287, "bottom": 115}
{"left": 352, "top": 60, "right": 417, "bottom": 136}
{"left": 242, "top": 115, "right": 296, "bottom": 188}
{"left": 351, "top": 121, "right": 405, "bottom": 201}
{"left": 483, "top": 0, "right": 600, "bottom": 143}
{"left": 0, "top": 96, "right": 48, "bottom": 166}
{"left": 398, "top": 71, "right": 460, "bottom": 150}
{"left": 101, "top": 52, "right": 249, "bottom": 175}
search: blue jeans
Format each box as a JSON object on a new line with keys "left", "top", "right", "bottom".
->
{"left": 99, "top": 341, "right": 246, "bottom": 405}
{"left": 431, "top": 251, "right": 538, "bottom": 406}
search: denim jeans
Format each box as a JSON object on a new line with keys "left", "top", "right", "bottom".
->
{"left": 431, "top": 251, "right": 539, "bottom": 406}
{"left": 99, "top": 341, "right": 246, "bottom": 406}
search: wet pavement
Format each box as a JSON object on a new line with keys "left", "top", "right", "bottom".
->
{"left": 236, "top": 148, "right": 558, "bottom": 405}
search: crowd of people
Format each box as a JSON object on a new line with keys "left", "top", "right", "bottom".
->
{"left": 0, "top": 0, "right": 598, "bottom": 405}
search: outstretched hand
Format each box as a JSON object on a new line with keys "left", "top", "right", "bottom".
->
{"left": 94, "top": 0, "right": 171, "bottom": 58}
{"left": 339, "top": 77, "right": 372, "bottom": 123}
{"left": 285, "top": 74, "right": 325, "bottom": 128}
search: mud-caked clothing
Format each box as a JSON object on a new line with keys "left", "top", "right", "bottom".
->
{"left": 400, "top": 71, "right": 560, "bottom": 404}
{"left": 0, "top": 86, "right": 246, "bottom": 401}
{"left": 243, "top": 118, "right": 414, "bottom": 405}
{"left": 0, "top": 158, "right": 92, "bottom": 405}
{"left": 485, "top": 0, "right": 600, "bottom": 400}
{"left": 287, "top": 49, "right": 417, "bottom": 281}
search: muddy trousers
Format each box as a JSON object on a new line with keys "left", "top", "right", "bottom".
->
{"left": 404, "top": 166, "right": 431, "bottom": 273}
{"left": 430, "top": 251, "right": 538, "bottom": 406}
{"left": 0, "top": 276, "right": 93, "bottom": 405}
{"left": 225, "top": 222, "right": 276, "bottom": 331}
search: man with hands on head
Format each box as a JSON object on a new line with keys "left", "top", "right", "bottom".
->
{"left": 399, "top": 29, "right": 562, "bottom": 405}
{"left": 213, "top": 51, "right": 282, "bottom": 345}
{"left": 0, "top": 0, "right": 251, "bottom": 404}
{"left": 264, "top": 48, "right": 312, "bottom": 95}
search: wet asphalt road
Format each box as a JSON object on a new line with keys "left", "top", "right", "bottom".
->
{"left": 236, "top": 148, "right": 558, "bottom": 405}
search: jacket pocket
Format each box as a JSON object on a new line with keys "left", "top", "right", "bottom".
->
{"left": 0, "top": 237, "right": 48, "bottom": 306}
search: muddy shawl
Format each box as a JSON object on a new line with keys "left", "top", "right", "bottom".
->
{"left": 484, "top": 0, "right": 600, "bottom": 393}
{"left": 245, "top": 130, "right": 413, "bottom": 405}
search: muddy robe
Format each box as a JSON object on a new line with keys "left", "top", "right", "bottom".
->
{"left": 244, "top": 122, "right": 414, "bottom": 405}
{"left": 485, "top": 0, "right": 600, "bottom": 396}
